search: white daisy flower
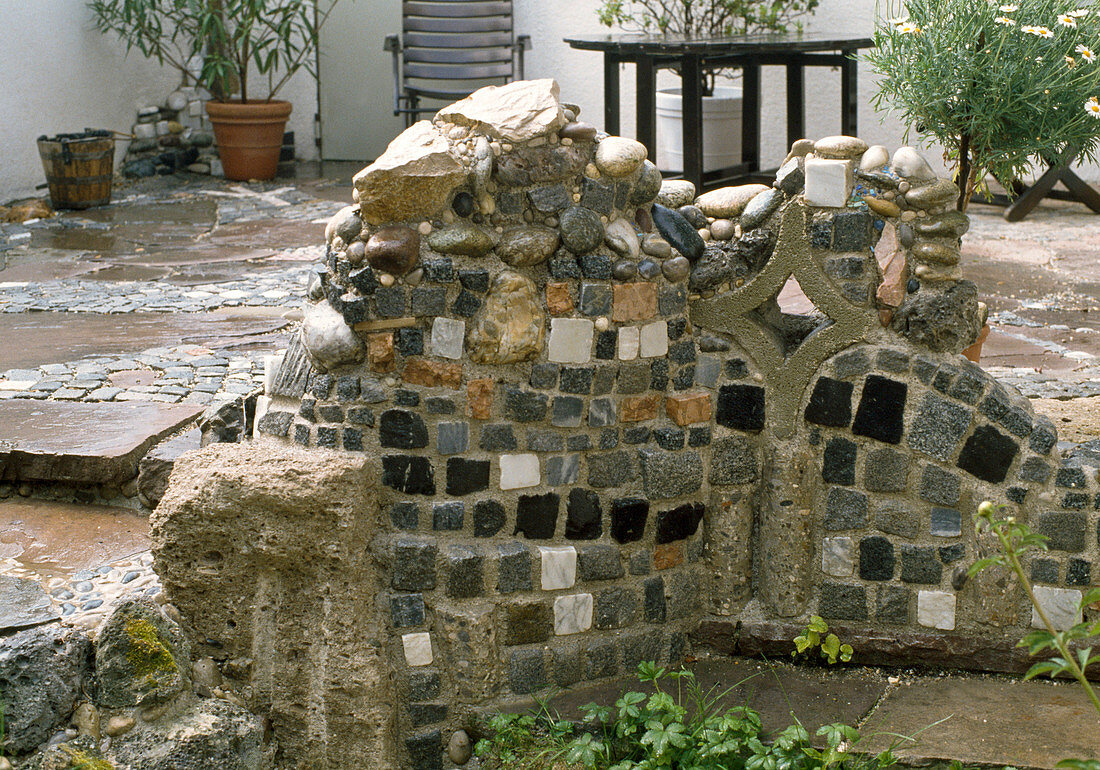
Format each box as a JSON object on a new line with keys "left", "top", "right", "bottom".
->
{"left": 995, "top": 15, "right": 1016, "bottom": 24}
{"left": 1085, "top": 98, "right": 1100, "bottom": 117}
{"left": 896, "top": 21, "right": 921, "bottom": 33}
{"left": 1059, "top": 14, "right": 1077, "bottom": 27}
{"left": 999, "top": 4, "right": 1018, "bottom": 10}
{"left": 1069, "top": 8, "right": 1090, "bottom": 17}
{"left": 1023, "top": 25, "right": 1055, "bottom": 37}
{"left": 1076, "top": 43, "right": 1096, "bottom": 61}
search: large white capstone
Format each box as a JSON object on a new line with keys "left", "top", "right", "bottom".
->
{"left": 435, "top": 79, "right": 566, "bottom": 143}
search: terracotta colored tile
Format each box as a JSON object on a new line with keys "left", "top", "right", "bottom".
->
{"left": 612, "top": 282, "right": 658, "bottom": 323}
{"left": 467, "top": 378, "right": 494, "bottom": 419}
{"left": 654, "top": 543, "right": 683, "bottom": 570}
{"left": 666, "top": 393, "right": 713, "bottom": 426}
{"left": 621, "top": 394, "right": 662, "bottom": 422}
{"left": 367, "top": 332, "right": 395, "bottom": 373}
{"left": 402, "top": 358, "right": 463, "bottom": 389}
{"left": 546, "top": 282, "right": 574, "bottom": 316}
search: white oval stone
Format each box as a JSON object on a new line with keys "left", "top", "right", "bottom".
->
{"left": 814, "top": 135, "right": 868, "bottom": 160}
{"left": 891, "top": 146, "right": 937, "bottom": 183}
{"left": 595, "top": 137, "right": 647, "bottom": 177}
{"left": 302, "top": 300, "right": 364, "bottom": 370}
{"left": 859, "top": 144, "right": 891, "bottom": 171}
{"left": 657, "top": 179, "right": 697, "bottom": 208}
{"left": 694, "top": 184, "right": 770, "bottom": 218}
{"left": 604, "top": 217, "right": 640, "bottom": 259}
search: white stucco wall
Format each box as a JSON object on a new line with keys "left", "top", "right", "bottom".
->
{"left": 0, "top": 1, "right": 319, "bottom": 204}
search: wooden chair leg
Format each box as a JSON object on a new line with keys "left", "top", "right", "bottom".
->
{"left": 1004, "top": 163, "right": 1062, "bottom": 222}
{"left": 1057, "top": 166, "right": 1100, "bottom": 214}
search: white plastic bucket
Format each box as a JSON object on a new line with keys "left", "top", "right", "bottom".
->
{"left": 655, "top": 86, "right": 743, "bottom": 173}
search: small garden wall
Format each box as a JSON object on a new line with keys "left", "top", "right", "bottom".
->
{"left": 151, "top": 79, "right": 1100, "bottom": 769}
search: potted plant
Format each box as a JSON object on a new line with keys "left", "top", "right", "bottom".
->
{"left": 597, "top": 0, "right": 819, "bottom": 172}
{"left": 90, "top": 0, "right": 344, "bottom": 181}
{"left": 866, "top": 0, "right": 1100, "bottom": 212}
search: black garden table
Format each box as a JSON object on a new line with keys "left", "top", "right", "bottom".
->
{"left": 564, "top": 32, "right": 874, "bottom": 192}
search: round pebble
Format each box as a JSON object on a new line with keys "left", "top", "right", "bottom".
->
{"left": 662, "top": 256, "right": 691, "bottom": 282}
{"left": 638, "top": 258, "right": 662, "bottom": 279}
{"left": 121, "top": 571, "right": 140, "bottom": 584}
{"left": 907, "top": 278, "right": 920, "bottom": 293}
{"left": 709, "top": 219, "right": 736, "bottom": 240}
{"left": 595, "top": 317, "right": 610, "bottom": 332}
{"left": 678, "top": 205, "right": 708, "bottom": 229}
{"left": 612, "top": 259, "right": 638, "bottom": 281}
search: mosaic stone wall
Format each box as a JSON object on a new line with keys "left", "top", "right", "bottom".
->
{"left": 204, "top": 79, "right": 1098, "bottom": 768}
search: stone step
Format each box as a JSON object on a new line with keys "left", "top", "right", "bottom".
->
{"left": 0, "top": 401, "right": 202, "bottom": 484}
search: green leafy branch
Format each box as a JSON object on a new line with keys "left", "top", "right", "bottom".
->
{"left": 793, "top": 615, "right": 855, "bottom": 665}
{"left": 970, "top": 501, "right": 1100, "bottom": 720}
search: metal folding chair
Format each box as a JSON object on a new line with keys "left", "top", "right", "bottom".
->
{"left": 385, "top": 0, "right": 532, "bottom": 127}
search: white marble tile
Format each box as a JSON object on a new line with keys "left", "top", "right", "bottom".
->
{"left": 821, "top": 537, "right": 853, "bottom": 577}
{"left": 1032, "top": 586, "right": 1082, "bottom": 630}
{"left": 431, "top": 317, "right": 466, "bottom": 360}
{"left": 916, "top": 590, "right": 956, "bottom": 631}
{"left": 263, "top": 352, "right": 284, "bottom": 394}
{"left": 617, "top": 325, "right": 640, "bottom": 360}
{"left": 402, "top": 632, "right": 433, "bottom": 666}
{"left": 548, "top": 318, "right": 594, "bottom": 364}
{"left": 500, "top": 453, "right": 540, "bottom": 490}
{"left": 252, "top": 396, "right": 271, "bottom": 438}
{"left": 639, "top": 320, "right": 668, "bottom": 358}
{"left": 553, "top": 592, "right": 593, "bottom": 635}
{"left": 804, "top": 157, "right": 852, "bottom": 208}
{"left": 539, "top": 545, "right": 577, "bottom": 590}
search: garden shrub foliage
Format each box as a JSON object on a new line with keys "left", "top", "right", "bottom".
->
{"left": 867, "top": 0, "right": 1100, "bottom": 209}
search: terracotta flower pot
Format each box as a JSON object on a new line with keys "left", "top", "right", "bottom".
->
{"left": 205, "top": 100, "right": 292, "bottom": 181}
{"left": 963, "top": 322, "right": 991, "bottom": 364}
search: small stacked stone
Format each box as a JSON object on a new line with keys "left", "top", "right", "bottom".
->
{"left": 122, "top": 88, "right": 217, "bottom": 178}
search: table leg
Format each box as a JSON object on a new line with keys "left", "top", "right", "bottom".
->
{"left": 841, "top": 50, "right": 858, "bottom": 136}
{"left": 1057, "top": 166, "right": 1100, "bottom": 213}
{"left": 742, "top": 61, "right": 761, "bottom": 174}
{"left": 1004, "top": 162, "right": 1061, "bottom": 222}
{"left": 681, "top": 54, "right": 704, "bottom": 191}
{"left": 604, "top": 52, "right": 621, "bottom": 136}
{"left": 786, "top": 56, "right": 805, "bottom": 149}
{"left": 636, "top": 55, "right": 657, "bottom": 162}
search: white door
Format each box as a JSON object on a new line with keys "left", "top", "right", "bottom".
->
{"left": 319, "top": 0, "right": 406, "bottom": 162}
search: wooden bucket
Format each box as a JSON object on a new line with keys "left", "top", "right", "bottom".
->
{"left": 37, "top": 130, "right": 115, "bottom": 209}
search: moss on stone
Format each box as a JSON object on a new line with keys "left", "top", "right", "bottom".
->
{"left": 62, "top": 746, "right": 115, "bottom": 770}
{"left": 123, "top": 616, "right": 178, "bottom": 693}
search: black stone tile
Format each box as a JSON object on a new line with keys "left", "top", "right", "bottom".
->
{"left": 852, "top": 375, "right": 907, "bottom": 444}
{"left": 1000, "top": 406, "right": 1033, "bottom": 439}
{"left": 394, "top": 389, "right": 420, "bottom": 407}
{"left": 473, "top": 500, "right": 506, "bottom": 538}
{"left": 876, "top": 349, "right": 910, "bottom": 374}
{"left": 654, "top": 502, "right": 705, "bottom": 544}
{"left": 948, "top": 371, "right": 985, "bottom": 405}
{"left": 1029, "top": 417, "right": 1058, "bottom": 455}
{"left": 668, "top": 339, "right": 696, "bottom": 365}
{"left": 644, "top": 576, "right": 666, "bottom": 622}
{"left": 610, "top": 497, "right": 649, "bottom": 543}
{"left": 374, "top": 285, "right": 406, "bottom": 317}
{"left": 833, "top": 348, "right": 871, "bottom": 379}
{"left": 293, "top": 423, "right": 311, "bottom": 446}
{"left": 515, "top": 493, "right": 560, "bottom": 539}
{"left": 819, "top": 583, "right": 867, "bottom": 621}
{"left": 395, "top": 327, "right": 424, "bottom": 356}
{"left": 667, "top": 317, "right": 687, "bottom": 341}
{"left": 659, "top": 286, "right": 686, "bottom": 316}
{"left": 875, "top": 586, "right": 910, "bottom": 624}
{"left": 504, "top": 387, "right": 548, "bottom": 422}
{"left": 348, "top": 265, "right": 377, "bottom": 294}
{"left": 347, "top": 406, "right": 375, "bottom": 426}
{"left": 422, "top": 257, "right": 453, "bottom": 282}
{"left": 832, "top": 210, "right": 871, "bottom": 250}
{"left": 672, "top": 365, "right": 695, "bottom": 390}
{"left": 408, "top": 703, "right": 448, "bottom": 728}
{"left": 956, "top": 425, "right": 1018, "bottom": 484}
{"left": 804, "top": 377, "right": 854, "bottom": 427}
{"left": 1067, "top": 558, "right": 1091, "bottom": 586}
{"left": 405, "top": 729, "right": 442, "bottom": 770}
{"left": 1063, "top": 492, "right": 1089, "bottom": 510}
{"left": 595, "top": 329, "right": 618, "bottom": 360}
{"left": 549, "top": 254, "right": 582, "bottom": 279}
{"left": 653, "top": 427, "right": 685, "bottom": 450}
{"left": 527, "top": 428, "right": 564, "bottom": 452}
{"left": 342, "top": 427, "right": 363, "bottom": 452}
{"left": 859, "top": 537, "right": 894, "bottom": 581}
{"left": 257, "top": 411, "right": 292, "bottom": 437}
{"left": 622, "top": 426, "right": 650, "bottom": 445}
{"left": 382, "top": 455, "right": 436, "bottom": 495}
{"left": 308, "top": 373, "right": 333, "bottom": 400}
{"left": 1031, "top": 558, "right": 1059, "bottom": 584}
{"left": 391, "top": 501, "right": 419, "bottom": 530}
{"left": 379, "top": 409, "right": 429, "bottom": 449}
{"left": 406, "top": 670, "right": 441, "bottom": 701}
{"left": 1056, "top": 466, "right": 1089, "bottom": 488}
{"left": 584, "top": 639, "right": 618, "bottom": 679}
{"left": 650, "top": 359, "right": 669, "bottom": 391}
{"left": 425, "top": 397, "right": 454, "bottom": 415}
{"left": 480, "top": 423, "right": 517, "bottom": 451}
{"left": 725, "top": 359, "right": 749, "bottom": 379}
{"left": 444, "top": 457, "right": 488, "bottom": 499}
{"left": 811, "top": 219, "right": 832, "bottom": 249}
{"left": 560, "top": 367, "right": 594, "bottom": 394}
{"left": 508, "top": 649, "right": 547, "bottom": 695}
{"left": 824, "top": 487, "right": 868, "bottom": 530}
{"left": 1037, "top": 511, "right": 1086, "bottom": 552}
{"left": 393, "top": 538, "right": 437, "bottom": 591}
{"left": 410, "top": 286, "right": 447, "bottom": 316}
{"left": 317, "top": 404, "right": 345, "bottom": 423}
{"left": 565, "top": 488, "right": 602, "bottom": 540}
{"left": 335, "top": 375, "right": 361, "bottom": 402}
{"left": 503, "top": 601, "right": 553, "bottom": 645}
{"left": 900, "top": 546, "right": 942, "bottom": 584}
{"left": 391, "top": 594, "right": 425, "bottom": 627}
{"left": 822, "top": 437, "right": 856, "bottom": 486}
{"left": 432, "top": 501, "right": 464, "bottom": 531}
{"left": 938, "top": 543, "right": 966, "bottom": 564}
{"left": 445, "top": 545, "right": 483, "bottom": 598}
{"left": 567, "top": 434, "right": 592, "bottom": 451}
{"left": 498, "top": 542, "right": 532, "bottom": 592}
{"left": 451, "top": 289, "right": 482, "bottom": 317}
{"left": 978, "top": 389, "right": 1011, "bottom": 422}
{"left": 579, "top": 254, "right": 612, "bottom": 279}
{"left": 688, "top": 426, "right": 712, "bottom": 447}
{"left": 1020, "top": 457, "right": 1052, "bottom": 483}
{"left": 1006, "top": 486, "right": 1028, "bottom": 504}
{"left": 298, "top": 398, "right": 316, "bottom": 422}
{"left": 459, "top": 268, "right": 490, "bottom": 292}
{"left": 716, "top": 384, "right": 766, "bottom": 432}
